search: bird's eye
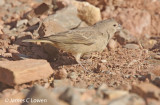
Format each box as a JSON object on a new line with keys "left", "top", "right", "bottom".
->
{"left": 113, "top": 24, "right": 117, "bottom": 27}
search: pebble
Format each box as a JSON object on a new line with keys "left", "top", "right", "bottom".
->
{"left": 59, "top": 87, "right": 86, "bottom": 105}
{"left": 95, "top": 63, "right": 107, "bottom": 73}
{"left": 124, "top": 44, "right": 139, "bottom": 49}
{"left": 16, "top": 19, "right": 28, "bottom": 27}
{"left": 28, "top": 17, "right": 40, "bottom": 26}
{"left": 101, "top": 59, "right": 107, "bottom": 63}
{"left": 44, "top": 83, "right": 50, "bottom": 88}
{"left": 55, "top": 68, "right": 68, "bottom": 79}
{"left": 68, "top": 72, "right": 78, "bottom": 79}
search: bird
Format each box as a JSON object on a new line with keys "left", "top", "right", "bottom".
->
{"left": 23, "top": 19, "right": 121, "bottom": 70}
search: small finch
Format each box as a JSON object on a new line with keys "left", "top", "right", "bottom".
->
{"left": 23, "top": 19, "right": 121, "bottom": 70}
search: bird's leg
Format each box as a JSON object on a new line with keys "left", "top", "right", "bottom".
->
{"left": 73, "top": 53, "right": 87, "bottom": 71}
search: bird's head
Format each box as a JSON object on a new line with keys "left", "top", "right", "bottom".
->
{"left": 94, "top": 19, "right": 122, "bottom": 38}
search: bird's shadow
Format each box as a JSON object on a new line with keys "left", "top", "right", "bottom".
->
{"left": 12, "top": 35, "right": 77, "bottom": 70}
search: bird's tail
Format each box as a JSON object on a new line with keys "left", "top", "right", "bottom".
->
{"left": 22, "top": 39, "right": 53, "bottom": 44}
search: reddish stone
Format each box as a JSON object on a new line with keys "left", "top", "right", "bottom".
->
{"left": 0, "top": 59, "right": 54, "bottom": 86}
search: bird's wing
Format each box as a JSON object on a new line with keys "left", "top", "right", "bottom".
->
{"left": 44, "top": 28, "right": 100, "bottom": 45}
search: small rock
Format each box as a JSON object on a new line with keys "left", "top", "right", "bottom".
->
{"left": 55, "top": 68, "right": 68, "bottom": 79}
{"left": 68, "top": 72, "right": 78, "bottom": 79}
{"left": 26, "top": 3, "right": 50, "bottom": 19}
{"left": 87, "top": 85, "right": 94, "bottom": 89}
{"left": 59, "top": 87, "right": 86, "bottom": 105}
{"left": 55, "top": 0, "right": 71, "bottom": 9}
{"left": 95, "top": 63, "right": 107, "bottom": 73}
{"left": 52, "top": 87, "right": 68, "bottom": 94}
{"left": 7, "top": 48, "right": 19, "bottom": 53}
{"left": 12, "top": 53, "right": 29, "bottom": 60}
{"left": 52, "top": 5, "right": 81, "bottom": 29}
{"left": 0, "top": 59, "right": 54, "bottom": 86}
{"left": 2, "top": 53, "right": 12, "bottom": 58}
{"left": 23, "top": 85, "right": 60, "bottom": 105}
{"left": 54, "top": 79, "right": 72, "bottom": 88}
{"left": 28, "top": 17, "right": 40, "bottom": 26}
{"left": 96, "top": 84, "right": 108, "bottom": 98}
{"left": 108, "top": 94, "right": 145, "bottom": 105}
{"left": 81, "top": 89, "right": 96, "bottom": 102}
{"left": 26, "top": 24, "right": 39, "bottom": 32}
{"left": 153, "top": 77, "right": 160, "bottom": 87}
{"left": 153, "top": 53, "right": 160, "bottom": 60}
{"left": 100, "top": 59, "right": 107, "bottom": 63}
{"left": 16, "top": 19, "right": 28, "bottom": 27}
{"left": 44, "top": 83, "right": 50, "bottom": 88}
{"left": 98, "top": 84, "right": 108, "bottom": 91}
{"left": 124, "top": 44, "right": 139, "bottom": 49}
{"left": 131, "top": 83, "right": 160, "bottom": 100}
{"left": 108, "top": 39, "right": 117, "bottom": 50}
{"left": 10, "top": 36, "right": 16, "bottom": 42}
{"left": 38, "top": 17, "right": 67, "bottom": 37}
{"left": 2, "top": 88, "right": 15, "bottom": 97}
{"left": 116, "top": 29, "right": 137, "bottom": 45}
{"left": 103, "top": 90, "right": 128, "bottom": 100}
{"left": 149, "top": 39, "right": 157, "bottom": 46}
{"left": 144, "top": 72, "right": 157, "bottom": 82}
{"left": 72, "top": 1, "right": 102, "bottom": 25}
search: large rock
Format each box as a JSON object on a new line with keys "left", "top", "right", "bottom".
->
{"left": 101, "top": 0, "right": 160, "bottom": 36}
{"left": 22, "top": 85, "right": 60, "bottom": 105}
{"left": 108, "top": 94, "right": 145, "bottom": 105}
{"left": 102, "top": 8, "right": 151, "bottom": 37}
{"left": 38, "top": 5, "right": 81, "bottom": 37}
{"left": 72, "top": 1, "right": 102, "bottom": 25}
{"left": 85, "top": 0, "right": 108, "bottom": 10}
{"left": 131, "top": 83, "right": 160, "bottom": 100}
{"left": 38, "top": 19, "right": 67, "bottom": 37}
{"left": 0, "top": 59, "right": 54, "bottom": 86}
{"left": 50, "top": 5, "right": 81, "bottom": 30}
